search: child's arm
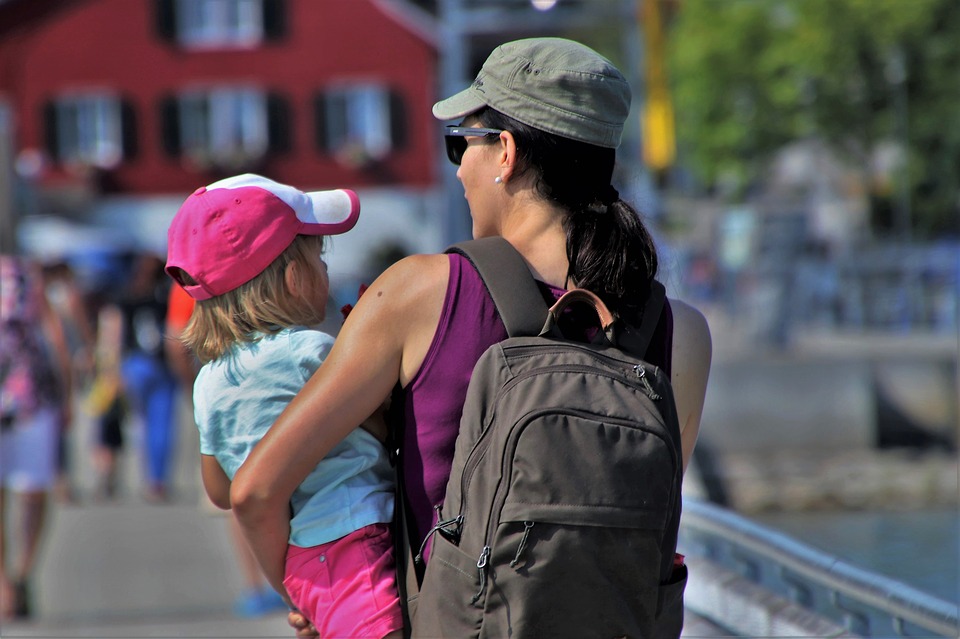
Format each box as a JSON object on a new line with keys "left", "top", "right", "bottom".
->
{"left": 200, "top": 454, "right": 232, "bottom": 509}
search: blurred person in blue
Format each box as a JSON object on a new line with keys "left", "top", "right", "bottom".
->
{"left": 0, "top": 255, "right": 73, "bottom": 619}
{"left": 113, "top": 252, "right": 179, "bottom": 501}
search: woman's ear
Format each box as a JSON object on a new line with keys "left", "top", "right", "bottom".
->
{"left": 284, "top": 261, "right": 303, "bottom": 299}
{"left": 499, "top": 130, "right": 518, "bottom": 182}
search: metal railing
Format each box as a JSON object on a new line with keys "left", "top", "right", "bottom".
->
{"left": 679, "top": 498, "right": 960, "bottom": 638}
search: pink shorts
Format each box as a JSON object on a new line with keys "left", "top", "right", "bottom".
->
{"left": 284, "top": 523, "right": 403, "bottom": 638}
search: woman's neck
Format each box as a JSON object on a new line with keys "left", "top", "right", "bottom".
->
{"left": 500, "top": 200, "right": 570, "bottom": 289}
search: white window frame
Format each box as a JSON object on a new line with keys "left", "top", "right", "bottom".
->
{"left": 175, "top": 0, "right": 263, "bottom": 49}
{"left": 178, "top": 86, "right": 269, "bottom": 167}
{"left": 54, "top": 92, "right": 123, "bottom": 169}
{"left": 324, "top": 83, "right": 393, "bottom": 163}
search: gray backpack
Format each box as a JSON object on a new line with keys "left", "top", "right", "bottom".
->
{"left": 409, "top": 237, "right": 686, "bottom": 638}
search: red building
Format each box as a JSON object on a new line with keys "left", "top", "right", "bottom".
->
{"left": 1, "top": 0, "right": 439, "bottom": 195}
{"left": 0, "top": 0, "right": 450, "bottom": 280}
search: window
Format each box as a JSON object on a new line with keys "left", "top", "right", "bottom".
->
{"left": 315, "top": 84, "right": 407, "bottom": 167}
{"left": 45, "top": 93, "right": 126, "bottom": 169}
{"left": 156, "top": 0, "right": 285, "bottom": 48}
{"left": 176, "top": 0, "right": 263, "bottom": 48}
{"left": 161, "top": 87, "right": 288, "bottom": 169}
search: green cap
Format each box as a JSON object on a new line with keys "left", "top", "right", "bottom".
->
{"left": 433, "top": 38, "right": 631, "bottom": 149}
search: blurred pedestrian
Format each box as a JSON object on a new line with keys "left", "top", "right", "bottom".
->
{"left": 85, "top": 301, "right": 126, "bottom": 500}
{"left": 0, "top": 255, "right": 73, "bottom": 619}
{"left": 113, "top": 252, "right": 178, "bottom": 502}
{"left": 41, "top": 260, "right": 96, "bottom": 504}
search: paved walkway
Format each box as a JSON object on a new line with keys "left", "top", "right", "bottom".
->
{"left": 2, "top": 395, "right": 292, "bottom": 638}
{"left": 2, "top": 498, "right": 292, "bottom": 638}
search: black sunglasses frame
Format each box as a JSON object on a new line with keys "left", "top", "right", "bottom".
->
{"left": 443, "top": 126, "right": 504, "bottom": 165}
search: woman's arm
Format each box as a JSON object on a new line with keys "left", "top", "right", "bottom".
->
{"left": 230, "top": 253, "right": 449, "bottom": 598}
{"left": 668, "top": 298, "right": 712, "bottom": 473}
{"left": 200, "top": 454, "right": 231, "bottom": 509}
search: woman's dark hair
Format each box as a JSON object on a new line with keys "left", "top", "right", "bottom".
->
{"left": 476, "top": 107, "right": 658, "bottom": 322}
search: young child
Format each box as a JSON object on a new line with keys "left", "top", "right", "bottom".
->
{"left": 164, "top": 173, "right": 403, "bottom": 638}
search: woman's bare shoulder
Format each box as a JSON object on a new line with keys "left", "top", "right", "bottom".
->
{"left": 668, "top": 297, "right": 712, "bottom": 367}
{"left": 363, "top": 253, "right": 450, "bottom": 310}
{"left": 344, "top": 252, "right": 450, "bottom": 384}
{"left": 377, "top": 252, "right": 449, "bottom": 282}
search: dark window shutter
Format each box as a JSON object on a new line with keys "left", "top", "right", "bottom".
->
{"left": 156, "top": 0, "right": 176, "bottom": 42}
{"left": 266, "top": 93, "right": 290, "bottom": 154}
{"left": 313, "top": 94, "right": 328, "bottom": 153}
{"left": 159, "top": 96, "right": 181, "bottom": 157}
{"left": 121, "top": 98, "right": 138, "bottom": 160}
{"left": 263, "top": 0, "right": 286, "bottom": 41}
{"left": 43, "top": 102, "right": 60, "bottom": 162}
{"left": 389, "top": 90, "right": 408, "bottom": 150}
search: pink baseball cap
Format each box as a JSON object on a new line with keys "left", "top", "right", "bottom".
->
{"left": 165, "top": 173, "right": 360, "bottom": 301}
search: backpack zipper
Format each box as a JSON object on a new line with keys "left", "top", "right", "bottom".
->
{"left": 509, "top": 521, "right": 535, "bottom": 567}
{"left": 471, "top": 546, "right": 491, "bottom": 603}
{"left": 415, "top": 514, "right": 464, "bottom": 564}
{"left": 632, "top": 364, "right": 661, "bottom": 400}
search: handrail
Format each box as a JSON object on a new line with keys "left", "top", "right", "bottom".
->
{"left": 679, "top": 498, "right": 959, "bottom": 638}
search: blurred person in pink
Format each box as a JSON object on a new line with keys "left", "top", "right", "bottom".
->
{"left": 0, "top": 255, "right": 72, "bottom": 619}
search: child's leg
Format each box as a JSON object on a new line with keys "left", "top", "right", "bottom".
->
{"left": 284, "top": 523, "right": 403, "bottom": 639}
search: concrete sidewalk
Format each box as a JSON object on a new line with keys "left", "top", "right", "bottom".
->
{"left": 2, "top": 497, "right": 292, "bottom": 638}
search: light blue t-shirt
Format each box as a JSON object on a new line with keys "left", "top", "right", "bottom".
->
{"left": 194, "top": 327, "right": 394, "bottom": 547}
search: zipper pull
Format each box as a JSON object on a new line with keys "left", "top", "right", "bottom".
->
{"left": 510, "top": 521, "right": 535, "bottom": 568}
{"left": 415, "top": 514, "right": 464, "bottom": 564}
{"left": 633, "top": 364, "right": 661, "bottom": 400}
{"left": 471, "top": 546, "right": 491, "bottom": 604}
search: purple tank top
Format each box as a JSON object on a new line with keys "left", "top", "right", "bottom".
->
{"left": 396, "top": 253, "right": 674, "bottom": 547}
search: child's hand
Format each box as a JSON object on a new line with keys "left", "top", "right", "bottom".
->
{"left": 340, "top": 283, "right": 369, "bottom": 320}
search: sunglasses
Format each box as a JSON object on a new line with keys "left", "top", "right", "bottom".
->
{"left": 444, "top": 126, "right": 504, "bottom": 165}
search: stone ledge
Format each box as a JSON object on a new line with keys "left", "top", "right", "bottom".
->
{"left": 687, "top": 448, "right": 959, "bottom": 514}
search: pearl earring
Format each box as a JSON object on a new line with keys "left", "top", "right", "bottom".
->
{"left": 494, "top": 176, "right": 503, "bottom": 184}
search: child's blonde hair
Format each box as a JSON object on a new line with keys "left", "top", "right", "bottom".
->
{"left": 176, "top": 235, "right": 326, "bottom": 362}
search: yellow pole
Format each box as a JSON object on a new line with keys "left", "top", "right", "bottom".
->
{"left": 639, "top": 0, "right": 676, "bottom": 172}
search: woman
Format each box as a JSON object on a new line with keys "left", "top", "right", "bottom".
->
{"left": 232, "top": 37, "right": 712, "bottom": 636}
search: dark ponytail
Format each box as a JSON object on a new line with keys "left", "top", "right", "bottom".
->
{"left": 477, "top": 108, "right": 658, "bottom": 322}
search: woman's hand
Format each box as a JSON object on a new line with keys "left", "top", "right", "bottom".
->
{"left": 287, "top": 609, "right": 318, "bottom": 637}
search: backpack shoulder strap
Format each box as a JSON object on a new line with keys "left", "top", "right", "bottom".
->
{"left": 446, "top": 237, "right": 547, "bottom": 337}
{"left": 615, "top": 280, "right": 667, "bottom": 359}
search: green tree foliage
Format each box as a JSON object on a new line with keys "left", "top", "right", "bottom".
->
{"left": 668, "top": 0, "right": 959, "bottom": 237}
